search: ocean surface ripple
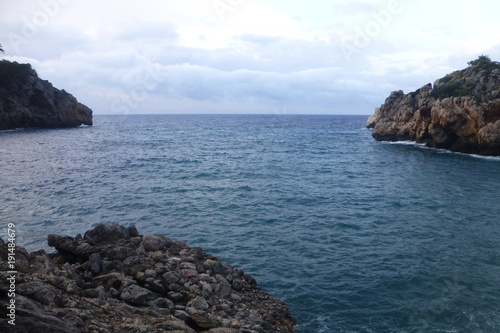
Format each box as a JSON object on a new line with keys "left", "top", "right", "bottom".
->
{"left": 1, "top": 114, "right": 499, "bottom": 332}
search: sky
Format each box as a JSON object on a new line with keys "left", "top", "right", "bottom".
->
{"left": 1, "top": 0, "right": 500, "bottom": 115}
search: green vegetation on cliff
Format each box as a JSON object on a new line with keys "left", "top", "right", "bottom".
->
{"left": 429, "top": 55, "right": 500, "bottom": 101}
{"left": 467, "top": 55, "right": 500, "bottom": 73}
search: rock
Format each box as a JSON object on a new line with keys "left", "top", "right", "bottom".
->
{"left": 174, "top": 309, "right": 191, "bottom": 321}
{"left": 120, "top": 284, "right": 157, "bottom": 305}
{"left": 368, "top": 56, "right": 500, "bottom": 155}
{"left": 189, "top": 296, "right": 210, "bottom": 310}
{"left": 149, "top": 297, "right": 175, "bottom": 312}
{"left": 0, "top": 223, "right": 297, "bottom": 333}
{"left": 190, "top": 310, "right": 221, "bottom": 329}
{"left": 0, "top": 60, "right": 92, "bottom": 130}
{"left": 88, "top": 253, "right": 102, "bottom": 274}
{"left": 168, "top": 291, "right": 185, "bottom": 302}
{"left": 366, "top": 112, "right": 378, "bottom": 128}
{"left": 47, "top": 235, "right": 99, "bottom": 261}
{"left": 214, "top": 275, "right": 232, "bottom": 298}
{"left": 202, "top": 283, "right": 214, "bottom": 294}
{"left": 93, "top": 272, "right": 124, "bottom": 289}
{"left": 162, "top": 271, "right": 181, "bottom": 285}
{"left": 204, "top": 258, "right": 229, "bottom": 276}
{"left": 180, "top": 262, "right": 197, "bottom": 270}
{"left": 181, "top": 268, "right": 198, "bottom": 278}
{"left": 230, "top": 293, "right": 243, "bottom": 302}
{"left": 208, "top": 328, "right": 239, "bottom": 333}
{"left": 0, "top": 242, "right": 30, "bottom": 272}
{"left": 142, "top": 234, "right": 170, "bottom": 252}
{"left": 232, "top": 278, "right": 245, "bottom": 291}
{"left": 144, "top": 268, "right": 157, "bottom": 279}
{"left": 83, "top": 223, "right": 135, "bottom": 245}
{"left": 7, "top": 295, "right": 76, "bottom": 333}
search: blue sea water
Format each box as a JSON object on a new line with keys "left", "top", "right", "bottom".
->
{"left": 1, "top": 114, "right": 499, "bottom": 332}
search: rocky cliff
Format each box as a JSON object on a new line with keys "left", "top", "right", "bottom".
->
{"left": 0, "top": 224, "right": 296, "bottom": 333}
{"left": 367, "top": 56, "right": 500, "bottom": 155}
{"left": 0, "top": 60, "right": 92, "bottom": 130}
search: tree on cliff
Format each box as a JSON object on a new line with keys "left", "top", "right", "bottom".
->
{"left": 467, "top": 55, "right": 500, "bottom": 68}
{"left": 468, "top": 55, "right": 492, "bottom": 66}
{"left": 0, "top": 44, "right": 4, "bottom": 53}
{"left": 466, "top": 55, "right": 500, "bottom": 75}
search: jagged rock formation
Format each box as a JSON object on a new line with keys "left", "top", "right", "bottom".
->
{"left": 0, "top": 60, "right": 92, "bottom": 130}
{"left": 0, "top": 224, "right": 296, "bottom": 333}
{"left": 367, "top": 56, "right": 500, "bottom": 155}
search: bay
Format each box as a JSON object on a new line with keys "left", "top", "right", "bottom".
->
{"left": 1, "top": 114, "right": 499, "bottom": 332}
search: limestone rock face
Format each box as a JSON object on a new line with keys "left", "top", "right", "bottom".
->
{"left": 367, "top": 56, "right": 500, "bottom": 155}
{"left": 0, "top": 60, "right": 93, "bottom": 130}
{"left": 0, "top": 223, "right": 296, "bottom": 333}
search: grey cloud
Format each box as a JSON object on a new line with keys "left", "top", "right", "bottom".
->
{"left": 114, "top": 23, "right": 179, "bottom": 42}
{"left": 238, "top": 34, "right": 281, "bottom": 46}
{"left": 144, "top": 64, "right": 382, "bottom": 108}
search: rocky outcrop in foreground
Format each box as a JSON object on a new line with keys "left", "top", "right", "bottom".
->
{"left": 0, "top": 224, "right": 296, "bottom": 332}
{"left": 367, "top": 56, "right": 500, "bottom": 155}
{"left": 0, "top": 60, "right": 92, "bottom": 130}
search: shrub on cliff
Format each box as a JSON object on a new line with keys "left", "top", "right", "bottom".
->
{"left": 468, "top": 54, "right": 496, "bottom": 67}
{"left": 467, "top": 55, "right": 500, "bottom": 75}
{"left": 429, "top": 79, "right": 469, "bottom": 99}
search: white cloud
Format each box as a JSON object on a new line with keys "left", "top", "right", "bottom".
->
{"left": 1, "top": 0, "right": 500, "bottom": 115}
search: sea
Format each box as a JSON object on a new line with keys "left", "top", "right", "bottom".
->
{"left": 1, "top": 114, "right": 499, "bottom": 333}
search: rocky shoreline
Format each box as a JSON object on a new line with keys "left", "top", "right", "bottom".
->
{"left": 0, "top": 224, "right": 296, "bottom": 332}
{"left": 367, "top": 56, "right": 500, "bottom": 156}
{"left": 0, "top": 60, "right": 93, "bottom": 130}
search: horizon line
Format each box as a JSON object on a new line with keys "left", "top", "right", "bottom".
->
{"left": 93, "top": 113, "right": 371, "bottom": 116}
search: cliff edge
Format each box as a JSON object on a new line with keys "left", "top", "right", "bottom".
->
{"left": 367, "top": 56, "right": 500, "bottom": 155}
{"left": 0, "top": 224, "right": 296, "bottom": 332}
{"left": 0, "top": 60, "right": 93, "bottom": 130}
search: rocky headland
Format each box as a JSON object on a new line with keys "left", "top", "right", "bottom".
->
{"left": 0, "top": 60, "right": 92, "bottom": 130}
{"left": 367, "top": 56, "right": 500, "bottom": 155}
{"left": 0, "top": 224, "right": 296, "bottom": 333}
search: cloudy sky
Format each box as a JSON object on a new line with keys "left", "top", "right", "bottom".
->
{"left": 1, "top": 0, "right": 500, "bottom": 115}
